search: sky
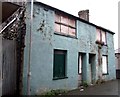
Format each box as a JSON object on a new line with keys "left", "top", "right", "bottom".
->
{"left": 36, "top": 0, "right": 119, "bottom": 49}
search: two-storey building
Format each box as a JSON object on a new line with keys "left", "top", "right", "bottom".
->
{"left": 23, "top": 1, "right": 116, "bottom": 95}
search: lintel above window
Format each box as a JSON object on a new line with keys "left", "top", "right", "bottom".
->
{"left": 55, "top": 12, "right": 76, "bottom": 37}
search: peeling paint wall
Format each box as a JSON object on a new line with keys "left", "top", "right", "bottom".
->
{"left": 23, "top": 3, "right": 116, "bottom": 95}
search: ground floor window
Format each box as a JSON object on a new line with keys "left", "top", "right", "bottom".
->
{"left": 53, "top": 49, "right": 67, "bottom": 79}
{"left": 78, "top": 54, "right": 82, "bottom": 74}
{"left": 102, "top": 55, "right": 108, "bottom": 74}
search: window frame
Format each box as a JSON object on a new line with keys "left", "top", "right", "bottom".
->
{"left": 78, "top": 54, "right": 82, "bottom": 74}
{"left": 102, "top": 55, "right": 109, "bottom": 75}
{"left": 53, "top": 49, "right": 68, "bottom": 80}
{"left": 54, "top": 12, "right": 76, "bottom": 38}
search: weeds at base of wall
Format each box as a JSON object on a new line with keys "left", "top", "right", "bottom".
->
{"left": 38, "top": 89, "right": 68, "bottom": 97}
{"left": 81, "top": 81, "right": 89, "bottom": 88}
{"left": 95, "top": 79, "right": 106, "bottom": 85}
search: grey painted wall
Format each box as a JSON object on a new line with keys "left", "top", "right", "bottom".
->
{"left": 23, "top": 3, "right": 116, "bottom": 95}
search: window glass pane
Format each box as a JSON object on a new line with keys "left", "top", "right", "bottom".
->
{"left": 79, "top": 55, "right": 82, "bottom": 74}
{"left": 61, "top": 25, "right": 68, "bottom": 34}
{"left": 69, "top": 19, "right": 75, "bottom": 27}
{"left": 96, "top": 29, "right": 101, "bottom": 41}
{"left": 69, "top": 27, "right": 76, "bottom": 36}
{"left": 102, "top": 31, "right": 106, "bottom": 45}
{"left": 102, "top": 56, "right": 107, "bottom": 74}
{"left": 61, "top": 15, "right": 68, "bottom": 25}
{"left": 55, "top": 14, "right": 61, "bottom": 22}
{"left": 55, "top": 23, "right": 60, "bottom": 32}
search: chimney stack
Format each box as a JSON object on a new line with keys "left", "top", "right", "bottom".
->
{"left": 78, "top": 10, "right": 89, "bottom": 21}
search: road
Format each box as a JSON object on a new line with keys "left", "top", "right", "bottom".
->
{"left": 66, "top": 79, "right": 120, "bottom": 96}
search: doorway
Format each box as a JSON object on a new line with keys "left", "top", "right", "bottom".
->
{"left": 78, "top": 53, "right": 86, "bottom": 87}
{"left": 89, "top": 54, "right": 96, "bottom": 84}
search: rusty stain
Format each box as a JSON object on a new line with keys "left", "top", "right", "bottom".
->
{"left": 98, "top": 48, "right": 101, "bottom": 66}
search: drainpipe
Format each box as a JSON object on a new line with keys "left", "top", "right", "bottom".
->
{"left": 27, "top": 0, "right": 33, "bottom": 95}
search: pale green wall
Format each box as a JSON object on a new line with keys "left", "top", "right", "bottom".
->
{"left": 23, "top": 3, "right": 116, "bottom": 95}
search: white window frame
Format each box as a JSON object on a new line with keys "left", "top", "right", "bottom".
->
{"left": 102, "top": 55, "right": 108, "bottom": 74}
{"left": 78, "top": 54, "right": 82, "bottom": 74}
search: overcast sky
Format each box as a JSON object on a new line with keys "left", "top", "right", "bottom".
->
{"left": 36, "top": 0, "right": 119, "bottom": 49}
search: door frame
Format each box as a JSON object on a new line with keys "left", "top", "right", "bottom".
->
{"left": 78, "top": 52, "right": 86, "bottom": 86}
{"left": 89, "top": 53, "right": 96, "bottom": 84}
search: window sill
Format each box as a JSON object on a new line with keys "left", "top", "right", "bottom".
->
{"left": 54, "top": 32, "right": 77, "bottom": 39}
{"left": 102, "top": 73, "right": 109, "bottom": 75}
{"left": 53, "top": 76, "right": 68, "bottom": 80}
{"left": 95, "top": 40, "right": 107, "bottom": 46}
{"left": 78, "top": 73, "right": 82, "bottom": 75}
{"left": 103, "top": 44, "right": 108, "bottom": 47}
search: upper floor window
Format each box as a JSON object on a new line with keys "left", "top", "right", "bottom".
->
{"left": 55, "top": 13, "right": 76, "bottom": 37}
{"left": 96, "top": 29, "right": 107, "bottom": 45}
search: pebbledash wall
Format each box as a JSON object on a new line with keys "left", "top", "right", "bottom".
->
{"left": 23, "top": 2, "right": 116, "bottom": 95}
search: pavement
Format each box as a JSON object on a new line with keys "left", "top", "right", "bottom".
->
{"left": 66, "top": 79, "right": 120, "bottom": 96}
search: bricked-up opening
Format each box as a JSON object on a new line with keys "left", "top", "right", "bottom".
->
{"left": 78, "top": 10, "right": 89, "bottom": 21}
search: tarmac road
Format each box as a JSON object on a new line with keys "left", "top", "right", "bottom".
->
{"left": 66, "top": 79, "right": 120, "bottom": 96}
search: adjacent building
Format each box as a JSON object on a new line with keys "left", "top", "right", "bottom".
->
{"left": 23, "top": 1, "right": 116, "bottom": 95}
{"left": 0, "top": 1, "right": 25, "bottom": 95}
{"left": 115, "top": 48, "right": 120, "bottom": 79}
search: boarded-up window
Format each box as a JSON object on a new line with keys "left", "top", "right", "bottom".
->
{"left": 61, "top": 25, "right": 68, "bottom": 34}
{"left": 61, "top": 15, "right": 68, "bottom": 25}
{"left": 69, "top": 19, "right": 75, "bottom": 27}
{"left": 69, "top": 28, "right": 76, "bottom": 36}
{"left": 102, "top": 56, "right": 108, "bottom": 74}
{"left": 55, "top": 23, "right": 60, "bottom": 32}
{"left": 96, "top": 29, "right": 107, "bottom": 45}
{"left": 96, "top": 29, "right": 101, "bottom": 42}
{"left": 55, "top": 14, "right": 61, "bottom": 22}
{"left": 55, "top": 13, "right": 76, "bottom": 37}
{"left": 101, "top": 31, "right": 106, "bottom": 45}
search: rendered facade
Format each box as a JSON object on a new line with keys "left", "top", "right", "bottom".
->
{"left": 23, "top": 2, "right": 116, "bottom": 95}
